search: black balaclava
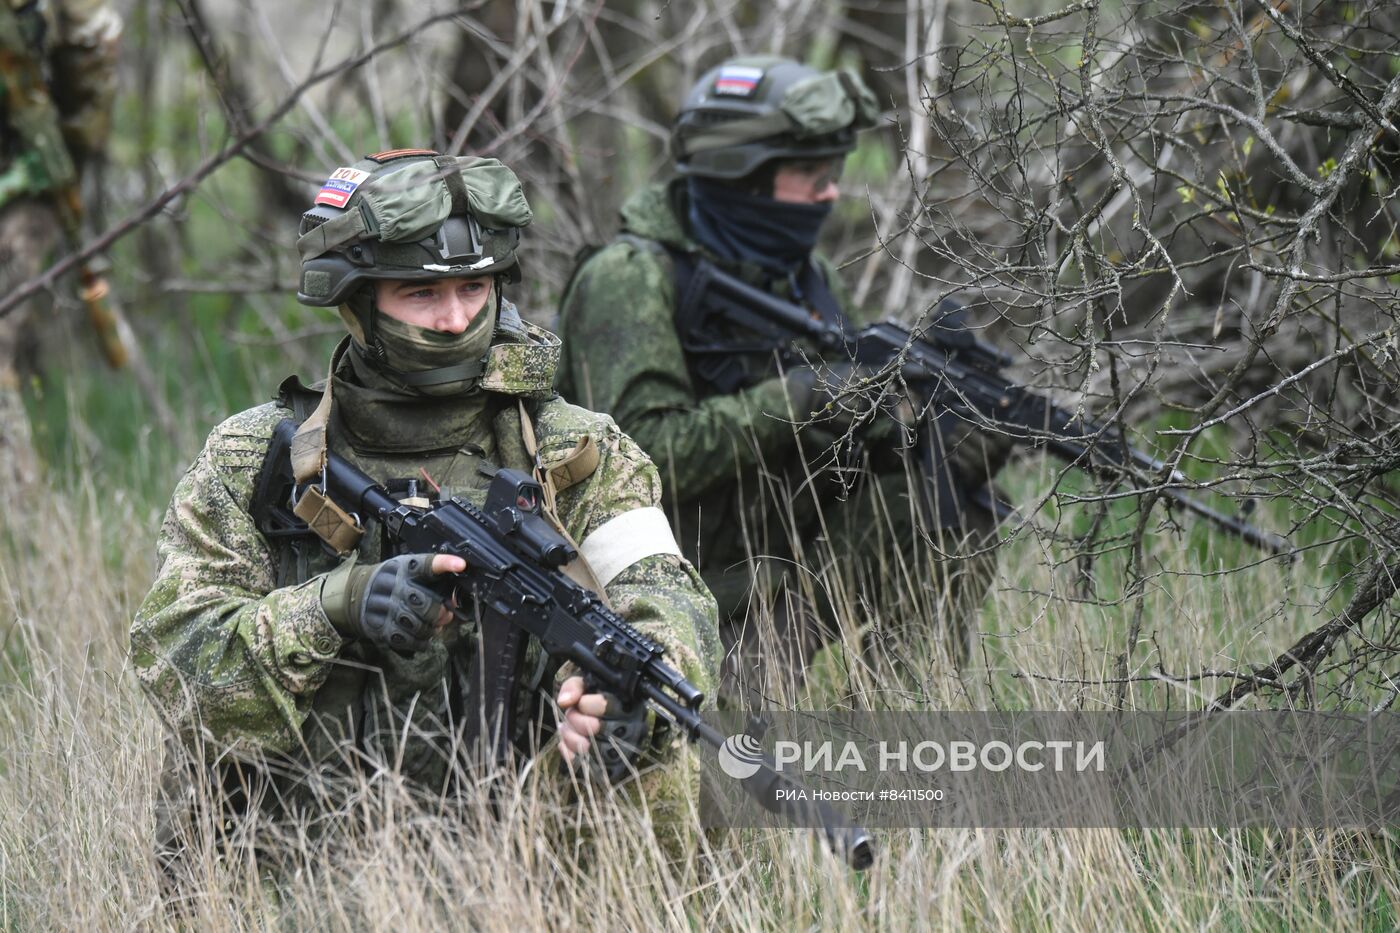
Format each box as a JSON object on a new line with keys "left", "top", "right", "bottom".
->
{"left": 686, "top": 175, "right": 832, "bottom": 276}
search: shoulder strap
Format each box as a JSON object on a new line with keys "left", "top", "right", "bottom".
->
{"left": 289, "top": 337, "right": 350, "bottom": 485}
{"left": 250, "top": 396, "right": 356, "bottom": 586}
{"left": 516, "top": 399, "right": 612, "bottom": 604}
{"left": 666, "top": 243, "right": 703, "bottom": 318}
{"left": 259, "top": 345, "right": 366, "bottom": 557}
{"left": 252, "top": 375, "right": 324, "bottom": 533}
{"left": 795, "top": 257, "right": 848, "bottom": 328}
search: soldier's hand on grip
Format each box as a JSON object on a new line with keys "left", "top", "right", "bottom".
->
{"left": 787, "top": 361, "right": 895, "bottom": 435}
{"left": 320, "top": 553, "right": 465, "bottom": 654}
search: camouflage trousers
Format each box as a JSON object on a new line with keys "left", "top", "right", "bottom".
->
{"left": 709, "top": 459, "right": 1001, "bottom": 708}
{"left": 152, "top": 720, "right": 704, "bottom": 896}
{"left": 0, "top": 198, "right": 58, "bottom": 499}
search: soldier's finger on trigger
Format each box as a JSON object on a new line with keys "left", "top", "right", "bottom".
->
{"left": 429, "top": 553, "right": 466, "bottom": 576}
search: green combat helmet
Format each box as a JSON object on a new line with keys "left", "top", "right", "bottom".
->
{"left": 671, "top": 56, "right": 879, "bottom": 180}
{"left": 296, "top": 149, "right": 534, "bottom": 349}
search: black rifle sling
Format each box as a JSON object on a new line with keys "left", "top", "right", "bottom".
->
{"left": 251, "top": 377, "right": 326, "bottom": 587}
{"left": 668, "top": 244, "right": 850, "bottom": 397}
{"left": 791, "top": 257, "right": 846, "bottom": 328}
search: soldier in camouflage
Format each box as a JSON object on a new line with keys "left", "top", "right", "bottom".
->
{"left": 130, "top": 151, "right": 720, "bottom": 871}
{"left": 557, "top": 57, "right": 1010, "bottom": 702}
{"left": 0, "top": 0, "right": 121, "bottom": 495}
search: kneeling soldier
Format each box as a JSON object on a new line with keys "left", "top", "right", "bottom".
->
{"left": 130, "top": 151, "right": 719, "bottom": 871}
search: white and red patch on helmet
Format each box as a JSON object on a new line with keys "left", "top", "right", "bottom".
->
{"left": 713, "top": 65, "right": 764, "bottom": 97}
{"left": 314, "top": 167, "right": 371, "bottom": 208}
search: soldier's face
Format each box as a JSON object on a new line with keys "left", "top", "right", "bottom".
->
{"left": 374, "top": 276, "right": 493, "bottom": 334}
{"left": 772, "top": 157, "right": 844, "bottom": 204}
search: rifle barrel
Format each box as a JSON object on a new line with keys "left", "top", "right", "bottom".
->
{"left": 1037, "top": 424, "right": 1294, "bottom": 558}
{"left": 644, "top": 682, "right": 876, "bottom": 870}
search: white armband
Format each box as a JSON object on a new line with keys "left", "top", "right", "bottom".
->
{"left": 578, "top": 507, "right": 683, "bottom": 588}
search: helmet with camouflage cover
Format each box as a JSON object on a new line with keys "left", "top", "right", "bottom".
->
{"left": 671, "top": 56, "right": 879, "bottom": 180}
{"left": 296, "top": 149, "right": 533, "bottom": 309}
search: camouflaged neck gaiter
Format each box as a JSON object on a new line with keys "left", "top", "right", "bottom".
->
{"left": 369, "top": 297, "right": 498, "bottom": 399}
{"left": 335, "top": 303, "right": 499, "bottom": 456}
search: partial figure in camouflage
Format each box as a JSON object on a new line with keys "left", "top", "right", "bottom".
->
{"left": 557, "top": 57, "right": 1011, "bottom": 704}
{"left": 0, "top": 0, "right": 121, "bottom": 497}
{"left": 130, "top": 151, "right": 720, "bottom": 879}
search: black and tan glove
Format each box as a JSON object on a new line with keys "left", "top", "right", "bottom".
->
{"left": 320, "top": 553, "right": 455, "bottom": 654}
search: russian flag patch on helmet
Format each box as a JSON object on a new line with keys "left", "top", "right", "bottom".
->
{"left": 713, "top": 65, "right": 764, "bottom": 98}
{"left": 314, "top": 167, "right": 371, "bottom": 208}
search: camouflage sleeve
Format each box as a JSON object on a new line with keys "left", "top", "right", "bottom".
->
{"left": 129, "top": 406, "right": 348, "bottom": 755}
{"left": 548, "top": 417, "right": 721, "bottom": 705}
{"left": 558, "top": 240, "right": 808, "bottom": 502}
{"left": 49, "top": 0, "right": 122, "bottom": 162}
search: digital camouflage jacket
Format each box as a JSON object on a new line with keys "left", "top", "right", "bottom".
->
{"left": 557, "top": 180, "right": 876, "bottom": 611}
{"left": 131, "top": 305, "right": 720, "bottom": 796}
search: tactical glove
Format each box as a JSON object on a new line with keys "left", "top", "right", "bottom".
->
{"left": 785, "top": 362, "right": 895, "bottom": 435}
{"left": 320, "top": 553, "right": 455, "bottom": 654}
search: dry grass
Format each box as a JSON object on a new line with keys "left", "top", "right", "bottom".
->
{"left": 1, "top": 399, "right": 1396, "bottom": 932}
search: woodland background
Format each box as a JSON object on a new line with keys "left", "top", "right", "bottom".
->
{"left": 2, "top": 0, "right": 1398, "bottom": 928}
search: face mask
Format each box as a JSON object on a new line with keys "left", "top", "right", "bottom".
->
{"left": 686, "top": 176, "right": 833, "bottom": 274}
{"left": 368, "top": 290, "right": 498, "bottom": 397}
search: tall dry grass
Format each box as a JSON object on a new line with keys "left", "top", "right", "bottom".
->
{"left": 1, "top": 388, "right": 1395, "bottom": 931}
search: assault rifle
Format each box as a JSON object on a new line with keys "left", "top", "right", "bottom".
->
{"left": 268, "top": 419, "right": 875, "bottom": 869}
{"left": 676, "top": 260, "right": 1293, "bottom": 557}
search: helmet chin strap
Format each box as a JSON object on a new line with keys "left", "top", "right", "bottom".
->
{"left": 367, "top": 300, "right": 389, "bottom": 364}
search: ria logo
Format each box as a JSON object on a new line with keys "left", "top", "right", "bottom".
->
{"left": 718, "top": 733, "right": 764, "bottom": 780}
